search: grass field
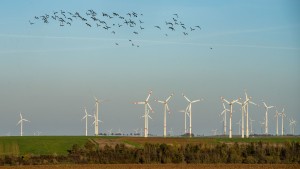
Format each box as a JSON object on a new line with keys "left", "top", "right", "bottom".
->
{"left": 0, "top": 164, "right": 299, "bottom": 169}
{"left": 0, "top": 136, "right": 299, "bottom": 156}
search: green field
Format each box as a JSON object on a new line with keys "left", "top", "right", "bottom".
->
{"left": 0, "top": 136, "right": 299, "bottom": 156}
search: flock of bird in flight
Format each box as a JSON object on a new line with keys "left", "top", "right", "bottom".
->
{"left": 29, "top": 10, "right": 203, "bottom": 48}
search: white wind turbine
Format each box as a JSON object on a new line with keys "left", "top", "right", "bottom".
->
{"left": 289, "top": 118, "right": 296, "bottom": 135}
{"left": 141, "top": 109, "right": 152, "bottom": 137}
{"left": 82, "top": 107, "right": 92, "bottom": 136}
{"left": 211, "top": 129, "right": 218, "bottom": 136}
{"left": 17, "top": 113, "right": 30, "bottom": 136}
{"left": 236, "top": 120, "right": 241, "bottom": 135}
{"left": 107, "top": 129, "right": 113, "bottom": 136}
{"left": 94, "top": 97, "right": 107, "bottom": 136}
{"left": 280, "top": 108, "right": 286, "bottom": 136}
{"left": 179, "top": 106, "right": 190, "bottom": 135}
{"left": 249, "top": 118, "right": 255, "bottom": 135}
{"left": 220, "top": 102, "right": 230, "bottom": 135}
{"left": 259, "top": 120, "right": 265, "bottom": 134}
{"left": 155, "top": 93, "right": 174, "bottom": 138}
{"left": 243, "top": 90, "right": 257, "bottom": 138}
{"left": 221, "top": 97, "right": 240, "bottom": 138}
{"left": 134, "top": 90, "right": 154, "bottom": 138}
{"left": 274, "top": 110, "right": 280, "bottom": 136}
{"left": 262, "top": 101, "right": 274, "bottom": 135}
{"left": 182, "top": 94, "right": 202, "bottom": 138}
{"left": 92, "top": 114, "right": 102, "bottom": 135}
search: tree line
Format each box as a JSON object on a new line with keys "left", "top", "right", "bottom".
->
{"left": 1, "top": 141, "right": 300, "bottom": 165}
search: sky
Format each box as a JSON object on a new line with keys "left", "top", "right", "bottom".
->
{"left": 0, "top": 0, "right": 299, "bottom": 136}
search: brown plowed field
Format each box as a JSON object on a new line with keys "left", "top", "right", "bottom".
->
{"left": 0, "top": 164, "right": 299, "bottom": 169}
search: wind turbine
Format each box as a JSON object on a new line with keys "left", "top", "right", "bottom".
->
{"left": 179, "top": 106, "right": 190, "bottom": 135}
{"left": 182, "top": 94, "right": 202, "bottom": 138}
{"left": 280, "top": 108, "right": 286, "bottom": 136}
{"left": 274, "top": 110, "right": 280, "bottom": 136}
{"left": 94, "top": 96, "right": 107, "bottom": 136}
{"left": 107, "top": 129, "right": 113, "bottom": 136}
{"left": 141, "top": 109, "right": 152, "bottom": 137}
{"left": 17, "top": 113, "right": 30, "bottom": 136}
{"left": 259, "top": 121, "right": 265, "bottom": 134}
{"left": 155, "top": 93, "right": 174, "bottom": 138}
{"left": 92, "top": 114, "right": 102, "bottom": 135}
{"left": 244, "top": 90, "right": 257, "bottom": 138}
{"left": 262, "top": 101, "right": 274, "bottom": 135}
{"left": 291, "top": 119, "right": 296, "bottom": 135}
{"left": 134, "top": 90, "right": 154, "bottom": 138}
{"left": 220, "top": 102, "right": 230, "bottom": 135}
{"left": 221, "top": 97, "right": 240, "bottom": 138}
{"left": 236, "top": 120, "right": 241, "bottom": 135}
{"left": 249, "top": 118, "right": 255, "bottom": 135}
{"left": 211, "top": 129, "right": 218, "bottom": 136}
{"left": 82, "top": 107, "right": 92, "bottom": 136}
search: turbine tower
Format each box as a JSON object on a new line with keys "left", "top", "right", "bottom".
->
{"left": 274, "top": 110, "right": 280, "bottom": 136}
{"left": 221, "top": 97, "right": 239, "bottom": 138}
{"left": 82, "top": 107, "right": 92, "bottom": 136}
{"left": 244, "top": 90, "right": 257, "bottom": 138}
{"left": 134, "top": 90, "right": 154, "bottom": 138}
{"left": 183, "top": 94, "right": 202, "bottom": 138}
{"left": 155, "top": 93, "right": 174, "bottom": 138}
{"left": 94, "top": 97, "right": 106, "bottom": 136}
{"left": 17, "top": 113, "right": 30, "bottom": 136}
{"left": 220, "top": 102, "right": 230, "bottom": 135}
{"left": 262, "top": 101, "right": 274, "bottom": 135}
{"left": 280, "top": 108, "right": 286, "bottom": 136}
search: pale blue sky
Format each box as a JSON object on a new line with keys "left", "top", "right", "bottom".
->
{"left": 0, "top": 0, "right": 299, "bottom": 136}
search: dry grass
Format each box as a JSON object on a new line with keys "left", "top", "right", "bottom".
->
{"left": 0, "top": 164, "right": 299, "bottom": 169}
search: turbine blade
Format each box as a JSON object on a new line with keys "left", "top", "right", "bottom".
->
{"left": 156, "top": 100, "right": 164, "bottom": 104}
{"left": 23, "top": 119, "right": 30, "bottom": 122}
{"left": 182, "top": 94, "right": 191, "bottom": 102}
{"left": 221, "top": 97, "right": 230, "bottom": 104}
{"left": 191, "top": 100, "right": 200, "bottom": 103}
{"left": 146, "top": 90, "right": 152, "bottom": 102}
{"left": 147, "top": 103, "right": 153, "bottom": 112}
{"left": 249, "top": 101, "right": 257, "bottom": 106}
{"left": 263, "top": 102, "right": 267, "bottom": 108}
{"left": 134, "top": 102, "right": 145, "bottom": 104}
{"left": 166, "top": 93, "right": 174, "bottom": 102}
{"left": 166, "top": 104, "right": 170, "bottom": 113}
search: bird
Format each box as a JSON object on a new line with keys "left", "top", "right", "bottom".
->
{"left": 210, "top": 47, "right": 213, "bottom": 50}
{"left": 139, "top": 20, "right": 144, "bottom": 24}
{"left": 183, "top": 32, "right": 188, "bottom": 35}
{"left": 169, "top": 27, "right": 175, "bottom": 31}
{"left": 133, "top": 31, "right": 138, "bottom": 34}
{"left": 115, "top": 43, "right": 119, "bottom": 45}
{"left": 173, "top": 14, "right": 179, "bottom": 18}
{"left": 195, "top": 26, "right": 201, "bottom": 30}
{"left": 86, "top": 23, "right": 91, "bottom": 27}
{"left": 190, "top": 27, "right": 195, "bottom": 31}
{"left": 154, "top": 26, "right": 161, "bottom": 30}
{"left": 140, "top": 26, "right": 144, "bottom": 30}
{"left": 29, "top": 20, "right": 34, "bottom": 25}
{"left": 111, "top": 31, "right": 116, "bottom": 34}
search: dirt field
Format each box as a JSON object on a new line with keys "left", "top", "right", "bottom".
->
{"left": 0, "top": 164, "right": 299, "bottom": 169}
